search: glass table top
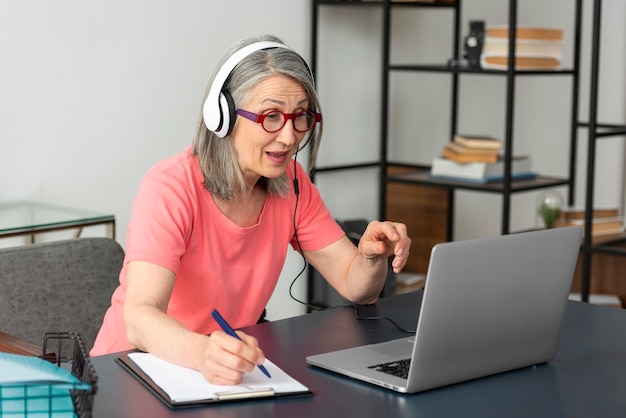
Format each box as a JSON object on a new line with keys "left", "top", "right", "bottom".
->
{"left": 0, "top": 201, "right": 115, "bottom": 235}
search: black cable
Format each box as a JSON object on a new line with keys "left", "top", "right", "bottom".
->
{"left": 287, "top": 152, "right": 414, "bottom": 332}
{"left": 288, "top": 153, "right": 326, "bottom": 312}
{"left": 352, "top": 305, "right": 416, "bottom": 334}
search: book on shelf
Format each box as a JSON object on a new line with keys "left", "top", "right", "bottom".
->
{"left": 561, "top": 207, "right": 620, "bottom": 221}
{"left": 482, "top": 38, "right": 564, "bottom": 57}
{"left": 481, "top": 55, "right": 561, "bottom": 70}
{"left": 445, "top": 141, "right": 501, "bottom": 157}
{"left": 486, "top": 26, "right": 564, "bottom": 42}
{"left": 430, "top": 155, "right": 536, "bottom": 183}
{"left": 554, "top": 207, "right": 623, "bottom": 236}
{"left": 555, "top": 217, "right": 624, "bottom": 236}
{"left": 480, "top": 25, "right": 564, "bottom": 70}
{"left": 441, "top": 142, "right": 499, "bottom": 164}
{"left": 453, "top": 134, "right": 503, "bottom": 150}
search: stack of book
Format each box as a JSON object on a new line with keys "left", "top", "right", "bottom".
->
{"left": 480, "top": 26, "right": 564, "bottom": 70}
{"left": 430, "top": 134, "right": 536, "bottom": 183}
{"left": 555, "top": 207, "right": 624, "bottom": 236}
{"left": 441, "top": 134, "right": 502, "bottom": 164}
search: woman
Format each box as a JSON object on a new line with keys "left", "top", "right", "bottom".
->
{"left": 91, "top": 34, "right": 411, "bottom": 385}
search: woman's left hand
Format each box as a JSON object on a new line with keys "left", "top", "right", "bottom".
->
{"left": 358, "top": 221, "right": 411, "bottom": 273}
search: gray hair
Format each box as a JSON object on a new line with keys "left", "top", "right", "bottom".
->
{"left": 192, "top": 34, "right": 323, "bottom": 200}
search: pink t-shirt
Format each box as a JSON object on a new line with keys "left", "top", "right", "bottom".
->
{"left": 91, "top": 146, "right": 344, "bottom": 355}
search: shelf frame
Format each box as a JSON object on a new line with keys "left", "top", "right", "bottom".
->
{"left": 310, "top": 0, "right": 598, "bottom": 303}
{"left": 578, "top": 0, "right": 626, "bottom": 302}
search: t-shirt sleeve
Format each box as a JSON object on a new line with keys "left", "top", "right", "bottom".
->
{"left": 125, "top": 165, "right": 195, "bottom": 275}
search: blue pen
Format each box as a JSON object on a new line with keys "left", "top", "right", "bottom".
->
{"left": 211, "top": 309, "right": 271, "bottom": 378}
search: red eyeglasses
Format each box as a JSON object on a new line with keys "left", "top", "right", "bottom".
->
{"left": 236, "top": 109, "right": 322, "bottom": 133}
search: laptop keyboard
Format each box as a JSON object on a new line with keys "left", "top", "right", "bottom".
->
{"left": 368, "top": 358, "right": 411, "bottom": 379}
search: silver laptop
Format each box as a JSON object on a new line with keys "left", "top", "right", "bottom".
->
{"left": 306, "top": 226, "right": 582, "bottom": 393}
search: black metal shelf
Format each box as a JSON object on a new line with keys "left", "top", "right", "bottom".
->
{"left": 590, "top": 243, "right": 626, "bottom": 257}
{"left": 389, "top": 63, "right": 576, "bottom": 76}
{"left": 311, "top": 0, "right": 598, "bottom": 305}
{"left": 312, "top": 0, "right": 582, "bottom": 234}
{"left": 387, "top": 169, "right": 570, "bottom": 194}
{"left": 314, "top": 161, "right": 381, "bottom": 173}
{"left": 315, "top": 0, "right": 456, "bottom": 7}
{"left": 312, "top": 0, "right": 625, "bottom": 305}
{"left": 577, "top": 122, "right": 626, "bottom": 138}
{"left": 579, "top": 0, "right": 626, "bottom": 302}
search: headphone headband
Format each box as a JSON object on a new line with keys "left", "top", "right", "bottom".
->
{"left": 203, "top": 41, "right": 293, "bottom": 138}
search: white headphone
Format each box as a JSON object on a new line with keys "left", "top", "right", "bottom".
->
{"left": 203, "top": 41, "right": 294, "bottom": 138}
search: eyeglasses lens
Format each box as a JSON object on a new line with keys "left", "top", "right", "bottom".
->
{"left": 263, "top": 111, "right": 316, "bottom": 133}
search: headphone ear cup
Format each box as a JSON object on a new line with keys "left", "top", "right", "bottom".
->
{"left": 213, "top": 91, "right": 235, "bottom": 138}
{"left": 223, "top": 91, "right": 236, "bottom": 138}
{"left": 213, "top": 92, "right": 229, "bottom": 138}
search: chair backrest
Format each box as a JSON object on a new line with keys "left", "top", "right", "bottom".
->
{"left": 0, "top": 238, "right": 124, "bottom": 352}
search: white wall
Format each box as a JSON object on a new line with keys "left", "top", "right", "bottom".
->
{"left": 1, "top": 1, "right": 625, "bottom": 320}
{"left": 0, "top": 0, "right": 312, "bottom": 320}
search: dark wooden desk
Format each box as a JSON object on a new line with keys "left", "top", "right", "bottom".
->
{"left": 90, "top": 291, "right": 626, "bottom": 417}
{"left": 0, "top": 330, "right": 41, "bottom": 356}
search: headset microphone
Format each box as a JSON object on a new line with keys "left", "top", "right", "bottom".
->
{"left": 292, "top": 147, "right": 301, "bottom": 197}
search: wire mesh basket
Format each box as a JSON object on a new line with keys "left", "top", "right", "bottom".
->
{"left": 40, "top": 332, "right": 98, "bottom": 418}
{"left": 0, "top": 332, "right": 97, "bottom": 417}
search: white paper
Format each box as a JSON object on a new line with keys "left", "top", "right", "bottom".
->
{"left": 128, "top": 352, "right": 309, "bottom": 403}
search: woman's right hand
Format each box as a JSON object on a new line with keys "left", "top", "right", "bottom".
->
{"left": 124, "top": 260, "right": 266, "bottom": 385}
{"left": 198, "top": 330, "right": 267, "bottom": 385}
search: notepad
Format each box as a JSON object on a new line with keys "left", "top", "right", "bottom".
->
{"left": 117, "top": 352, "right": 310, "bottom": 407}
{"left": 0, "top": 353, "right": 91, "bottom": 417}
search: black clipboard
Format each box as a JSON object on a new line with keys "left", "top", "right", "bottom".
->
{"left": 116, "top": 353, "right": 312, "bottom": 408}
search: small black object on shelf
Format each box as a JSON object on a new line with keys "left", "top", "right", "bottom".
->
{"left": 463, "top": 20, "right": 485, "bottom": 68}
